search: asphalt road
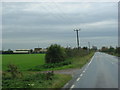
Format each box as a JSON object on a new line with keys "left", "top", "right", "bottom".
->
{"left": 64, "top": 52, "right": 118, "bottom": 88}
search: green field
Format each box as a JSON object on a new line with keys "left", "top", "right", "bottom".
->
{"left": 2, "top": 54, "right": 45, "bottom": 71}
{"left": 2, "top": 52, "right": 94, "bottom": 88}
{"left": 2, "top": 52, "right": 94, "bottom": 71}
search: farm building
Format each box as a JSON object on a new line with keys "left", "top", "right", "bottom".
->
{"left": 41, "top": 48, "right": 47, "bottom": 53}
{"left": 34, "top": 48, "right": 47, "bottom": 53}
{"left": 34, "top": 48, "right": 42, "bottom": 53}
{"left": 13, "top": 49, "right": 33, "bottom": 54}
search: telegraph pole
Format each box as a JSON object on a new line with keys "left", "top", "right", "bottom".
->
{"left": 88, "top": 42, "right": 90, "bottom": 53}
{"left": 74, "top": 29, "right": 80, "bottom": 49}
{"left": 38, "top": 44, "right": 39, "bottom": 48}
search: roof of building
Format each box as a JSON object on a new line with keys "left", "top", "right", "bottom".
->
{"left": 13, "top": 51, "right": 29, "bottom": 53}
{"left": 16, "top": 49, "right": 31, "bottom": 51}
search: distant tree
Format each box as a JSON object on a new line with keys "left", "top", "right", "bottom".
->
{"left": 115, "top": 47, "right": 120, "bottom": 56}
{"left": 108, "top": 46, "right": 115, "bottom": 53}
{"left": 8, "top": 49, "right": 12, "bottom": 51}
{"left": 83, "top": 47, "right": 88, "bottom": 50}
{"left": 30, "top": 49, "right": 33, "bottom": 53}
{"left": 108, "top": 46, "right": 115, "bottom": 54}
{"left": 101, "top": 46, "right": 108, "bottom": 52}
{"left": 2, "top": 49, "right": 13, "bottom": 54}
{"left": 45, "top": 44, "right": 66, "bottom": 63}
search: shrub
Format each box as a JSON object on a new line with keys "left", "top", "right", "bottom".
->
{"left": 45, "top": 44, "right": 66, "bottom": 64}
{"left": 7, "top": 64, "right": 22, "bottom": 78}
{"left": 45, "top": 71, "right": 54, "bottom": 80}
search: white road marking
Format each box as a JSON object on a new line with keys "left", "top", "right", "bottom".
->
{"left": 70, "top": 85, "right": 75, "bottom": 88}
{"left": 76, "top": 77, "right": 80, "bottom": 81}
{"left": 83, "top": 70, "right": 85, "bottom": 73}
{"left": 80, "top": 74, "right": 83, "bottom": 77}
{"left": 88, "top": 54, "right": 94, "bottom": 65}
{"left": 76, "top": 54, "right": 95, "bottom": 85}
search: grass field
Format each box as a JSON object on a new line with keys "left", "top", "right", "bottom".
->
{"left": 2, "top": 52, "right": 94, "bottom": 88}
{"left": 2, "top": 54, "right": 45, "bottom": 71}
{"left": 2, "top": 52, "right": 94, "bottom": 71}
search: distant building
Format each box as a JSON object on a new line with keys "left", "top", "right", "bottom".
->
{"left": 34, "top": 48, "right": 42, "bottom": 53}
{"left": 34, "top": 48, "right": 47, "bottom": 53}
{"left": 13, "top": 49, "right": 33, "bottom": 54}
{"left": 41, "top": 48, "right": 47, "bottom": 53}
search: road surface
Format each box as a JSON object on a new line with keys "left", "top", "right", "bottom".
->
{"left": 64, "top": 52, "right": 118, "bottom": 88}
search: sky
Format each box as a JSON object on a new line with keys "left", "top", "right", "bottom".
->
{"left": 2, "top": 2, "right": 118, "bottom": 50}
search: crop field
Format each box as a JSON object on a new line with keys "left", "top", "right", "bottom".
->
{"left": 2, "top": 54, "right": 45, "bottom": 71}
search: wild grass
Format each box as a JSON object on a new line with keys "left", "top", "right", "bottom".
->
{"left": 70, "top": 51, "right": 94, "bottom": 68}
{"left": 2, "top": 71, "right": 71, "bottom": 88}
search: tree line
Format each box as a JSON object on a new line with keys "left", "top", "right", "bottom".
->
{"left": 99, "top": 46, "right": 120, "bottom": 57}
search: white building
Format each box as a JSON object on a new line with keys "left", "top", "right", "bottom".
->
{"left": 13, "top": 49, "right": 32, "bottom": 54}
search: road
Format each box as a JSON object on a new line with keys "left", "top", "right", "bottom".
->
{"left": 64, "top": 52, "right": 118, "bottom": 88}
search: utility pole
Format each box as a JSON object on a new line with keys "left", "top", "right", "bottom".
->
{"left": 88, "top": 42, "right": 90, "bottom": 53}
{"left": 74, "top": 29, "right": 80, "bottom": 49}
{"left": 38, "top": 44, "right": 39, "bottom": 48}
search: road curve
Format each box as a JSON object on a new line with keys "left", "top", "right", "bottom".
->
{"left": 64, "top": 52, "right": 118, "bottom": 88}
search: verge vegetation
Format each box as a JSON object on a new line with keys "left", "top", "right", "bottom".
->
{"left": 2, "top": 44, "right": 95, "bottom": 88}
{"left": 29, "top": 51, "right": 94, "bottom": 71}
{"left": 2, "top": 67, "right": 71, "bottom": 88}
{"left": 29, "top": 44, "right": 95, "bottom": 71}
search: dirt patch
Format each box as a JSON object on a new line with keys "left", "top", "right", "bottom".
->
{"left": 41, "top": 68, "right": 80, "bottom": 75}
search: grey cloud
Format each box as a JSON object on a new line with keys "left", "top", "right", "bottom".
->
{"left": 2, "top": 2, "right": 118, "bottom": 50}
{"left": 3, "top": 2, "right": 117, "bottom": 26}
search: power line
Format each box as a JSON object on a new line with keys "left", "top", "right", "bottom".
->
{"left": 41, "top": 2, "right": 79, "bottom": 28}
{"left": 43, "top": 2, "right": 73, "bottom": 27}
{"left": 51, "top": 1, "right": 78, "bottom": 28}
{"left": 41, "top": 2, "right": 64, "bottom": 21}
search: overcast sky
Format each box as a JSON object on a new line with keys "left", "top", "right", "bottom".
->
{"left": 2, "top": 2, "right": 118, "bottom": 50}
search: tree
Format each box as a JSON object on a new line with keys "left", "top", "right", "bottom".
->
{"left": 108, "top": 46, "right": 115, "bottom": 52}
{"left": 115, "top": 47, "right": 120, "bottom": 56}
{"left": 45, "top": 44, "right": 66, "bottom": 63}
{"left": 83, "top": 47, "right": 88, "bottom": 50}
{"left": 101, "top": 46, "right": 108, "bottom": 52}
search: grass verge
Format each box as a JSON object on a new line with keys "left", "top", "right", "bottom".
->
{"left": 2, "top": 72, "right": 71, "bottom": 88}
{"left": 70, "top": 51, "right": 94, "bottom": 68}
